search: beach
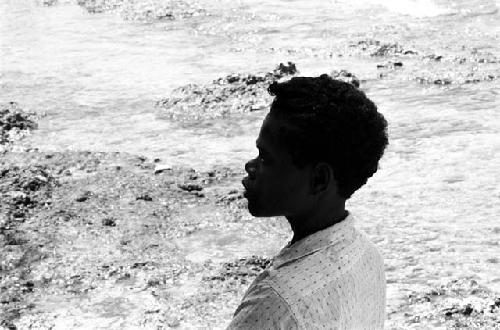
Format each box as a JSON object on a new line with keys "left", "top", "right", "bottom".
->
{"left": 1, "top": 0, "right": 500, "bottom": 329}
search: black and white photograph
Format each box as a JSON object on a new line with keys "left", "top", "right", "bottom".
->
{"left": 1, "top": 0, "right": 499, "bottom": 329}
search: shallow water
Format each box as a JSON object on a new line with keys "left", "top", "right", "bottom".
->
{"left": 2, "top": 0, "right": 499, "bottom": 168}
{"left": 2, "top": 0, "right": 500, "bottom": 328}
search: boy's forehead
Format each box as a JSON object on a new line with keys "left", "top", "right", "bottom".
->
{"left": 257, "top": 116, "right": 280, "bottom": 145}
{"left": 257, "top": 115, "right": 290, "bottom": 150}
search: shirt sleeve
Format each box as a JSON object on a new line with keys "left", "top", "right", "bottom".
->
{"left": 226, "top": 282, "right": 298, "bottom": 330}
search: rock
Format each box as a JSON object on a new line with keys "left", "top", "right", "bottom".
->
{"left": 415, "top": 74, "right": 497, "bottom": 86}
{"left": 0, "top": 165, "right": 55, "bottom": 222}
{"left": 156, "top": 62, "right": 298, "bottom": 121}
{"left": 76, "top": 0, "right": 123, "bottom": 14}
{"left": 0, "top": 102, "right": 38, "bottom": 147}
{"left": 371, "top": 43, "right": 404, "bottom": 56}
{"left": 464, "top": 74, "right": 496, "bottom": 84}
{"left": 433, "top": 78, "right": 452, "bottom": 85}
{"left": 108, "top": 163, "right": 122, "bottom": 170}
{"left": 401, "top": 279, "right": 499, "bottom": 328}
{"left": 490, "top": 298, "right": 500, "bottom": 312}
{"left": 462, "top": 304, "right": 474, "bottom": 316}
{"left": 76, "top": 0, "right": 207, "bottom": 21}
{"left": 131, "top": 262, "right": 148, "bottom": 269}
{"left": 424, "top": 54, "right": 443, "bottom": 61}
{"left": 139, "top": 162, "right": 155, "bottom": 170}
{"left": 136, "top": 193, "right": 153, "bottom": 201}
{"left": 145, "top": 309, "right": 160, "bottom": 314}
{"left": 41, "top": 0, "right": 59, "bottom": 7}
{"left": 329, "top": 70, "right": 361, "bottom": 87}
{"left": 167, "top": 317, "right": 181, "bottom": 328}
{"left": 101, "top": 217, "right": 116, "bottom": 227}
{"left": 469, "top": 48, "right": 500, "bottom": 64}
{"left": 194, "top": 191, "right": 204, "bottom": 198}
{"left": 121, "top": 0, "right": 206, "bottom": 21}
{"left": 216, "top": 189, "right": 243, "bottom": 205}
{"left": 75, "top": 191, "right": 93, "bottom": 202}
{"left": 274, "top": 62, "right": 297, "bottom": 76}
{"left": 377, "top": 61, "right": 403, "bottom": 69}
{"left": 204, "top": 255, "right": 271, "bottom": 282}
{"left": 177, "top": 183, "right": 202, "bottom": 192}
{"left": 443, "top": 304, "right": 475, "bottom": 317}
{"left": 415, "top": 76, "right": 453, "bottom": 85}
{"left": 154, "top": 164, "right": 172, "bottom": 174}
{"left": 349, "top": 39, "right": 418, "bottom": 57}
{"left": 39, "top": 0, "right": 58, "bottom": 6}
{"left": 265, "top": 47, "right": 336, "bottom": 59}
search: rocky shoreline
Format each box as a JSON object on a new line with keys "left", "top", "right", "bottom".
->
{"left": 0, "top": 148, "right": 267, "bottom": 329}
{"left": 1, "top": 98, "right": 289, "bottom": 328}
{"left": 2, "top": 89, "right": 499, "bottom": 329}
{"left": 1, "top": 102, "right": 260, "bottom": 328}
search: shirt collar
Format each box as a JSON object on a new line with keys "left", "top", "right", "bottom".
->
{"left": 271, "top": 213, "right": 355, "bottom": 269}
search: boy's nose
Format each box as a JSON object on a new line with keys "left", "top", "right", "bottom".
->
{"left": 245, "top": 159, "right": 257, "bottom": 178}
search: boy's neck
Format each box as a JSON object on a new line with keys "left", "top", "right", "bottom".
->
{"left": 287, "top": 205, "right": 348, "bottom": 245}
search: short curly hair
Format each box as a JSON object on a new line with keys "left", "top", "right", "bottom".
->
{"left": 268, "top": 74, "right": 388, "bottom": 199}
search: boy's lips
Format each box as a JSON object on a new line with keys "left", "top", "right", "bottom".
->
{"left": 242, "top": 177, "right": 252, "bottom": 197}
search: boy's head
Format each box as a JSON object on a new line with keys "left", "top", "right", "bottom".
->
{"left": 242, "top": 74, "right": 388, "bottom": 218}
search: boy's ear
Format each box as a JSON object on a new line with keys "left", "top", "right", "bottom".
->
{"left": 311, "top": 162, "right": 336, "bottom": 195}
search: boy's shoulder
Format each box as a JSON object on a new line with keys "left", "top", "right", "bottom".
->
{"left": 238, "top": 220, "right": 385, "bottom": 328}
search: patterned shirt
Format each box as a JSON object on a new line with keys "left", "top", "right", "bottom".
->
{"left": 227, "top": 214, "right": 386, "bottom": 329}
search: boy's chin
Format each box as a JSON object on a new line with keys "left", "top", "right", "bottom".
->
{"left": 248, "top": 209, "right": 268, "bottom": 217}
{"left": 247, "top": 203, "right": 263, "bottom": 217}
{"left": 246, "top": 199, "right": 263, "bottom": 217}
{"left": 247, "top": 201, "right": 278, "bottom": 217}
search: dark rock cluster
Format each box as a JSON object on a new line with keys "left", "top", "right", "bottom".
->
{"left": 402, "top": 279, "right": 500, "bottom": 329}
{"left": 415, "top": 76, "right": 454, "bottom": 85}
{"left": 349, "top": 39, "right": 418, "bottom": 57}
{"left": 0, "top": 150, "right": 250, "bottom": 328}
{"left": 346, "top": 39, "right": 499, "bottom": 87}
{"left": 376, "top": 61, "right": 403, "bottom": 69}
{"left": 0, "top": 164, "right": 56, "bottom": 330}
{"left": 462, "top": 48, "right": 500, "bottom": 64}
{"left": 120, "top": 0, "right": 206, "bottom": 21}
{"left": 156, "top": 62, "right": 298, "bottom": 121}
{"left": 76, "top": 0, "right": 124, "bottom": 13}
{"left": 38, "top": 0, "right": 58, "bottom": 6}
{"left": 76, "top": 0, "right": 206, "bottom": 21}
{"left": 0, "top": 102, "right": 37, "bottom": 150}
{"left": 415, "top": 73, "right": 497, "bottom": 86}
{"left": 0, "top": 166, "right": 55, "bottom": 218}
{"left": 330, "top": 69, "right": 362, "bottom": 88}
{"left": 266, "top": 47, "right": 336, "bottom": 59}
{"left": 203, "top": 255, "right": 271, "bottom": 284}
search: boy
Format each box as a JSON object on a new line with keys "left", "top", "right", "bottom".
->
{"left": 229, "top": 74, "right": 388, "bottom": 329}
